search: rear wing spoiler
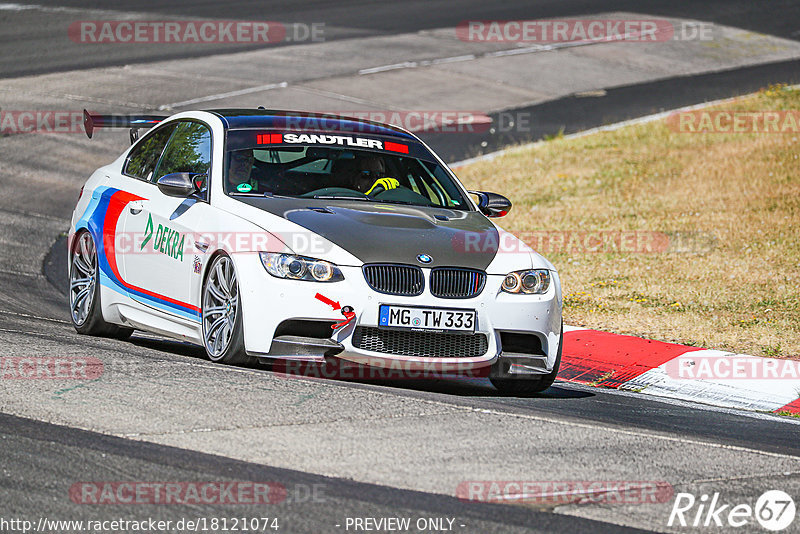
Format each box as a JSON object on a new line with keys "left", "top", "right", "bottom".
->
{"left": 83, "top": 109, "right": 168, "bottom": 143}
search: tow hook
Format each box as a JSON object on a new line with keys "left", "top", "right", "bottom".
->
{"left": 331, "top": 305, "right": 356, "bottom": 330}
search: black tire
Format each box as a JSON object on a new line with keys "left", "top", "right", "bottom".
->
{"left": 201, "top": 254, "right": 252, "bottom": 365}
{"left": 69, "top": 231, "right": 134, "bottom": 340}
{"left": 490, "top": 323, "right": 563, "bottom": 395}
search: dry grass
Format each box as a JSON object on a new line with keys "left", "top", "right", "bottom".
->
{"left": 456, "top": 85, "right": 800, "bottom": 358}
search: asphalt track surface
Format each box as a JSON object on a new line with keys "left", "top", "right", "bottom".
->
{"left": 3, "top": 2, "right": 800, "bottom": 533}
{"left": 2, "top": 413, "right": 643, "bottom": 534}
{"left": 430, "top": 58, "right": 800, "bottom": 162}
{"left": 3, "top": 0, "right": 800, "bottom": 77}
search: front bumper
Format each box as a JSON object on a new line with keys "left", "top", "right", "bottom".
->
{"left": 234, "top": 252, "right": 562, "bottom": 373}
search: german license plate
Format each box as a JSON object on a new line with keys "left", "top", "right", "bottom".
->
{"left": 378, "top": 305, "right": 476, "bottom": 333}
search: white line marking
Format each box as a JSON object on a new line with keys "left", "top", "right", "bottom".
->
{"left": 0, "top": 327, "right": 48, "bottom": 336}
{"left": 0, "top": 2, "right": 173, "bottom": 18}
{"left": 56, "top": 92, "right": 152, "bottom": 110}
{"left": 430, "top": 54, "right": 476, "bottom": 65}
{"left": 358, "top": 62, "right": 418, "bottom": 75}
{"left": 485, "top": 45, "right": 550, "bottom": 57}
{"left": 0, "top": 310, "right": 69, "bottom": 324}
{"left": 158, "top": 81, "right": 288, "bottom": 110}
{"left": 291, "top": 85, "right": 388, "bottom": 108}
{"left": 358, "top": 55, "right": 478, "bottom": 76}
{"left": 0, "top": 268, "right": 44, "bottom": 279}
{"left": 0, "top": 3, "right": 35, "bottom": 10}
{"left": 0, "top": 206, "right": 70, "bottom": 224}
{"left": 357, "top": 27, "right": 661, "bottom": 76}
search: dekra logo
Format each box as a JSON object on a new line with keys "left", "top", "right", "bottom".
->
{"left": 140, "top": 214, "right": 184, "bottom": 261}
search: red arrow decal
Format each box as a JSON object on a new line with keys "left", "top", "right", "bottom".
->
{"left": 315, "top": 293, "right": 341, "bottom": 310}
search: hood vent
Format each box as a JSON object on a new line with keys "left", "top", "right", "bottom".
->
{"left": 306, "top": 206, "right": 334, "bottom": 214}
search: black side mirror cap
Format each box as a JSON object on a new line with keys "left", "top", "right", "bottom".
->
{"left": 156, "top": 172, "right": 203, "bottom": 197}
{"left": 470, "top": 191, "right": 512, "bottom": 218}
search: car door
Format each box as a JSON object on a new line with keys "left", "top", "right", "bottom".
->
{"left": 104, "top": 122, "right": 176, "bottom": 300}
{"left": 120, "top": 120, "right": 213, "bottom": 323}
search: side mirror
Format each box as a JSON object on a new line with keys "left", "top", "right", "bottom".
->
{"left": 470, "top": 191, "right": 512, "bottom": 218}
{"left": 156, "top": 173, "right": 203, "bottom": 197}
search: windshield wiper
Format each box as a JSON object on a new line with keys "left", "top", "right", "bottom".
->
{"left": 313, "top": 195, "right": 423, "bottom": 206}
{"left": 262, "top": 191, "right": 297, "bottom": 199}
{"left": 230, "top": 191, "right": 298, "bottom": 200}
{"left": 312, "top": 195, "right": 370, "bottom": 201}
{"left": 310, "top": 195, "right": 427, "bottom": 207}
{"left": 371, "top": 199, "right": 416, "bottom": 206}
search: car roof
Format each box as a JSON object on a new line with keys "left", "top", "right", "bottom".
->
{"left": 207, "top": 109, "right": 417, "bottom": 140}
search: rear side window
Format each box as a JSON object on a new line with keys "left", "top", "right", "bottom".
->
{"left": 152, "top": 121, "right": 212, "bottom": 182}
{"left": 123, "top": 124, "right": 176, "bottom": 181}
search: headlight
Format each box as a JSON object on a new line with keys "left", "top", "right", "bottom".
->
{"left": 501, "top": 269, "right": 550, "bottom": 294}
{"left": 259, "top": 252, "right": 344, "bottom": 282}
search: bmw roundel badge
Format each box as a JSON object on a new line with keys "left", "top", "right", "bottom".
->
{"left": 417, "top": 254, "right": 433, "bottom": 264}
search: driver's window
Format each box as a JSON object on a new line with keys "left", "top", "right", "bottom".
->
{"left": 123, "top": 124, "right": 177, "bottom": 181}
{"left": 152, "top": 121, "right": 212, "bottom": 198}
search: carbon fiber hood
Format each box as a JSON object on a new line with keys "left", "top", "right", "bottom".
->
{"left": 235, "top": 197, "right": 499, "bottom": 269}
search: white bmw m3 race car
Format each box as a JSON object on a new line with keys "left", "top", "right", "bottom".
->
{"left": 68, "top": 109, "right": 562, "bottom": 393}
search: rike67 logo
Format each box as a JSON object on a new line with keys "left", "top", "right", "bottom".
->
{"left": 668, "top": 490, "right": 795, "bottom": 531}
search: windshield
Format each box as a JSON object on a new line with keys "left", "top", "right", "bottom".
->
{"left": 223, "top": 138, "right": 470, "bottom": 210}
